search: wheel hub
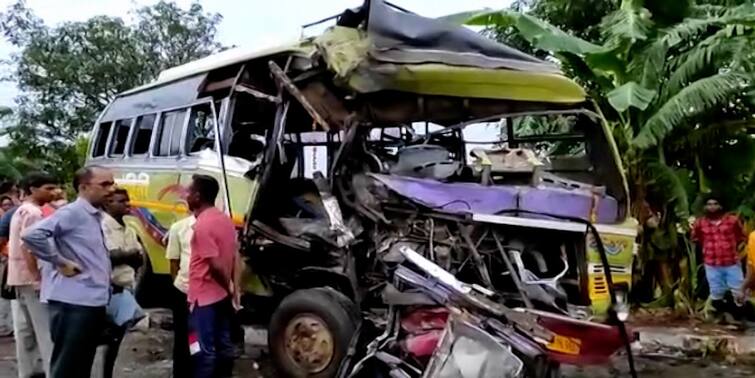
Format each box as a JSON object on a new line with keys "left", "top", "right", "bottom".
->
{"left": 283, "top": 313, "right": 334, "bottom": 373}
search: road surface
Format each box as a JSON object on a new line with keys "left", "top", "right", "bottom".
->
{"left": 0, "top": 327, "right": 754, "bottom": 377}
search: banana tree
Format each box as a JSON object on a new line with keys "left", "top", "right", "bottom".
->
{"left": 459, "top": 0, "right": 755, "bottom": 307}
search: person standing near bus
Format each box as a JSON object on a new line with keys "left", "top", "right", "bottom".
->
{"left": 41, "top": 188, "right": 68, "bottom": 218}
{"left": 185, "top": 175, "right": 238, "bottom": 378}
{"left": 0, "top": 178, "right": 19, "bottom": 338}
{"left": 165, "top": 213, "right": 195, "bottom": 378}
{"left": 8, "top": 172, "right": 58, "bottom": 377}
{"left": 691, "top": 194, "right": 746, "bottom": 320}
{"left": 22, "top": 166, "right": 115, "bottom": 378}
{"left": 1, "top": 196, "right": 14, "bottom": 214}
{"left": 0, "top": 179, "right": 22, "bottom": 250}
{"left": 98, "top": 188, "right": 144, "bottom": 378}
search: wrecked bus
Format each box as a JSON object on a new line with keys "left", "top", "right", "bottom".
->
{"left": 86, "top": 0, "right": 636, "bottom": 376}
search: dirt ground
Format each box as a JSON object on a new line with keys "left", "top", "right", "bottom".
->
{"left": 0, "top": 324, "right": 754, "bottom": 377}
{"left": 0, "top": 327, "right": 271, "bottom": 378}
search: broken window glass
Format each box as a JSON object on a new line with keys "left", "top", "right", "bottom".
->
{"left": 512, "top": 114, "right": 585, "bottom": 159}
{"left": 187, "top": 103, "right": 216, "bottom": 153}
{"left": 461, "top": 114, "right": 589, "bottom": 171}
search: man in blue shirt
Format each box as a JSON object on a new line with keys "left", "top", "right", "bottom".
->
{"left": 22, "top": 166, "right": 115, "bottom": 378}
{"left": 0, "top": 206, "right": 17, "bottom": 240}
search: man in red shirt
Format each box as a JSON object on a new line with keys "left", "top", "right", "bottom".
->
{"left": 691, "top": 194, "right": 746, "bottom": 318}
{"left": 186, "top": 174, "right": 238, "bottom": 378}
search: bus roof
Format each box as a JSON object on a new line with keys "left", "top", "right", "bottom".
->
{"left": 157, "top": 42, "right": 305, "bottom": 83}
{"left": 120, "top": 41, "right": 307, "bottom": 97}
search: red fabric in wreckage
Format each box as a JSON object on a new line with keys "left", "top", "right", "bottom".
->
{"left": 401, "top": 307, "right": 449, "bottom": 358}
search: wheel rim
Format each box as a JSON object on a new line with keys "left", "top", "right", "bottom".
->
{"left": 283, "top": 313, "right": 335, "bottom": 374}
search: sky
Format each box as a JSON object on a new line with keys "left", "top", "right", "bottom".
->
{"left": 0, "top": 0, "right": 512, "bottom": 107}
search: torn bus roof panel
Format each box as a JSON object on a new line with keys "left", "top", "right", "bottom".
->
{"left": 314, "top": 0, "right": 586, "bottom": 103}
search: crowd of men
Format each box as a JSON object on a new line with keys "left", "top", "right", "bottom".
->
{"left": 0, "top": 166, "right": 240, "bottom": 378}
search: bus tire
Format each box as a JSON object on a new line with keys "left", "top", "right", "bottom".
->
{"left": 269, "top": 288, "right": 357, "bottom": 378}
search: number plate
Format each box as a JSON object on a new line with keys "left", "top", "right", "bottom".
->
{"left": 547, "top": 334, "right": 581, "bottom": 355}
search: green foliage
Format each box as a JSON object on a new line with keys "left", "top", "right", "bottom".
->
{"left": 464, "top": 10, "right": 605, "bottom": 55}
{"left": 465, "top": 0, "right": 755, "bottom": 309}
{"left": 600, "top": 0, "right": 653, "bottom": 47}
{"left": 465, "top": 0, "right": 755, "bottom": 153}
{"left": 662, "top": 31, "right": 745, "bottom": 101}
{"left": 520, "top": 0, "right": 620, "bottom": 41}
{"left": 634, "top": 72, "right": 748, "bottom": 148}
{"left": 628, "top": 40, "right": 668, "bottom": 90}
{"left": 641, "top": 160, "right": 690, "bottom": 221}
{"left": 607, "top": 81, "right": 656, "bottom": 112}
{"left": 0, "top": 147, "right": 38, "bottom": 180}
{"left": 0, "top": 1, "right": 223, "bottom": 181}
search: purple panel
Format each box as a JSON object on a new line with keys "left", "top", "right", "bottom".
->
{"left": 369, "top": 174, "right": 620, "bottom": 223}
{"left": 519, "top": 186, "right": 591, "bottom": 220}
{"left": 369, "top": 174, "right": 517, "bottom": 215}
{"left": 595, "top": 195, "right": 619, "bottom": 224}
{"left": 519, "top": 186, "right": 619, "bottom": 223}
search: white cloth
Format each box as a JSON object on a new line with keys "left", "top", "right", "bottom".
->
{"left": 12, "top": 285, "right": 52, "bottom": 378}
{"left": 101, "top": 214, "right": 143, "bottom": 288}
{"left": 165, "top": 216, "right": 195, "bottom": 293}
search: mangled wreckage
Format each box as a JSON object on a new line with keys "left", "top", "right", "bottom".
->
{"left": 90, "top": 0, "right": 639, "bottom": 376}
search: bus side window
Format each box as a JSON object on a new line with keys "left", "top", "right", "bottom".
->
{"left": 155, "top": 110, "right": 187, "bottom": 157}
{"left": 187, "top": 103, "right": 216, "bottom": 154}
{"left": 109, "top": 118, "right": 133, "bottom": 156}
{"left": 92, "top": 121, "right": 112, "bottom": 158}
{"left": 132, "top": 114, "right": 157, "bottom": 155}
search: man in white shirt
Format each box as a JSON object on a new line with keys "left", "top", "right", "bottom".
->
{"left": 98, "top": 188, "right": 144, "bottom": 378}
{"left": 165, "top": 215, "right": 194, "bottom": 378}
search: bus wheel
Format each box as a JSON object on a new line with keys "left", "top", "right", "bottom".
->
{"left": 269, "top": 288, "right": 357, "bottom": 378}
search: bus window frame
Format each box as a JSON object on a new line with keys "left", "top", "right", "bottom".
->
{"left": 185, "top": 101, "right": 221, "bottom": 156}
{"left": 151, "top": 98, "right": 218, "bottom": 159}
{"left": 153, "top": 108, "right": 189, "bottom": 158}
{"left": 129, "top": 113, "right": 159, "bottom": 158}
{"left": 108, "top": 118, "right": 136, "bottom": 158}
{"left": 90, "top": 121, "right": 114, "bottom": 159}
{"left": 89, "top": 97, "right": 224, "bottom": 161}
